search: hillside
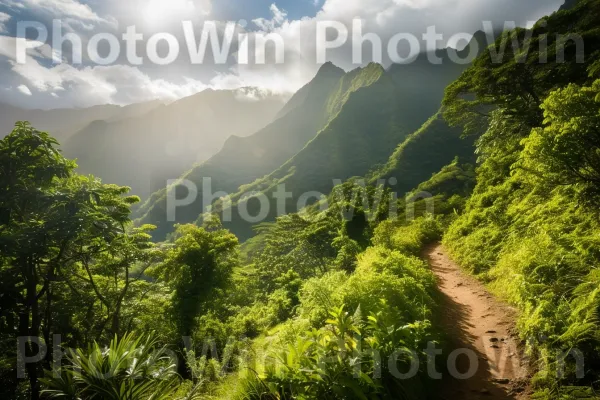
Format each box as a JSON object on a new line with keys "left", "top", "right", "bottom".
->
{"left": 62, "top": 88, "right": 285, "bottom": 199}
{"left": 441, "top": 1, "right": 600, "bottom": 397}
{"left": 212, "top": 63, "right": 430, "bottom": 239}
{"left": 134, "top": 63, "right": 347, "bottom": 239}
{"left": 371, "top": 113, "right": 477, "bottom": 194}
{"left": 201, "top": 34, "right": 486, "bottom": 240}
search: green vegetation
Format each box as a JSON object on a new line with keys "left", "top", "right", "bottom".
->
{"left": 227, "top": 214, "right": 443, "bottom": 400}
{"left": 372, "top": 113, "right": 476, "bottom": 194}
{"left": 41, "top": 333, "right": 184, "bottom": 400}
{"left": 1, "top": 117, "right": 461, "bottom": 399}
{"left": 0, "top": 124, "right": 454, "bottom": 399}
{"left": 4, "top": 1, "right": 600, "bottom": 399}
{"left": 442, "top": 1, "right": 600, "bottom": 397}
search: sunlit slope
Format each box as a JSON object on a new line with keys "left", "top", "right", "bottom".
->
{"left": 135, "top": 63, "right": 348, "bottom": 240}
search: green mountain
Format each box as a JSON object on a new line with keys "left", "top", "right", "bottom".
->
{"left": 62, "top": 88, "right": 285, "bottom": 199}
{"left": 209, "top": 64, "right": 449, "bottom": 239}
{"left": 204, "top": 39, "right": 486, "bottom": 240}
{"left": 137, "top": 34, "right": 486, "bottom": 241}
{"left": 560, "top": 0, "right": 580, "bottom": 10}
{"left": 370, "top": 113, "right": 477, "bottom": 194}
{"left": 134, "top": 63, "right": 347, "bottom": 239}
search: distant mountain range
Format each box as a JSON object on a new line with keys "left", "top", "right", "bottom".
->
{"left": 0, "top": 101, "right": 163, "bottom": 142}
{"left": 62, "top": 88, "right": 286, "bottom": 199}
{"left": 1, "top": 90, "right": 286, "bottom": 199}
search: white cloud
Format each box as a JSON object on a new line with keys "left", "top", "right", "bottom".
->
{"left": 213, "top": 0, "right": 564, "bottom": 95}
{"left": 143, "top": 0, "right": 212, "bottom": 24}
{"left": 192, "top": 0, "right": 213, "bottom": 16}
{"left": 0, "top": 12, "right": 10, "bottom": 34}
{"left": 17, "top": 84, "right": 32, "bottom": 95}
{"left": 253, "top": 4, "right": 288, "bottom": 31}
{"left": 0, "top": 0, "right": 566, "bottom": 108}
{"left": 0, "top": 36, "right": 209, "bottom": 108}
{"left": 4, "top": 0, "right": 106, "bottom": 22}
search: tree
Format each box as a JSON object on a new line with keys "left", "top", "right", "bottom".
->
{"left": 72, "top": 222, "right": 160, "bottom": 340}
{"left": 149, "top": 223, "right": 239, "bottom": 340}
{"left": 443, "top": 6, "right": 600, "bottom": 136}
{"left": 0, "top": 123, "right": 148, "bottom": 399}
{"left": 252, "top": 214, "right": 339, "bottom": 290}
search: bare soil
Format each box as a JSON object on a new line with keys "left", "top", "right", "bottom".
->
{"left": 424, "top": 243, "right": 531, "bottom": 400}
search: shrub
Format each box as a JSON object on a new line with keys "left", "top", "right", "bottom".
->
{"left": 298, "top": 271, "right": 348, "bottom": 327}
{"left": 356, "top": 246, "right": 435, "bottom": 287}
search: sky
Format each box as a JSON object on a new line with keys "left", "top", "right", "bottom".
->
{"left": 0, "top": 0, "right": 565, "bottom": 109}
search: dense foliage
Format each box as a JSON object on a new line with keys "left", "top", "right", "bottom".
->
{"left": 3, "top": 2, "right": 600, "bottom": 399}
{"left": 229, "top": 216, "right": 443, "bottom": 400}
{"left": 442, "top": 1, "right": 600, "bottom": 397}
{"left": 0, "top": 124, "right": 454, "bottom": 399}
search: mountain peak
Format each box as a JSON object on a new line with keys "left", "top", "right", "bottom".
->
{"left": 363, "top": 62, "right": 385, "bottom": 73}
{"left": 275, "top": 62, "right": 345, "bottom": 119}
{"left": 316, "top": 62, "right": 345, "bottom": 77}
{"left": 560, "top": 0, "right": 579, "bottom": 11}
{"left": 347, "top": 62, "right": 386, "bottom": 83}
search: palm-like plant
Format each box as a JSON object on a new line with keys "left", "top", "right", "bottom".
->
{"left": 41, "top": 332, "right": 180, "bottom": 400}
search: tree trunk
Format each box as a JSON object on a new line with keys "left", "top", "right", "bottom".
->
{"left": 20, "top": 257, "right": 41, "bottom": 400}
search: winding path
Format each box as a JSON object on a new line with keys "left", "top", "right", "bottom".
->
{"left": 424, "top": 243, "right": 531, "bottom": 399}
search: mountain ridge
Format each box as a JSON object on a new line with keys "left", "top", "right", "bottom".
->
{"left": 207, "top": 64, "right": 442, "bottom": 239}
{"left": 134, "top": 63, "right": 349, "bottom": 239}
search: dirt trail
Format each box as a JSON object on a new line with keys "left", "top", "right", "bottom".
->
{"left": 424, "top": 243, "right": 530, "bottom": 400}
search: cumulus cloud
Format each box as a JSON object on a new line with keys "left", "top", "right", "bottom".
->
{"left": 17, "top": 84, "right": 32, "bottom": 95}
{"left": 0, "top": 12, "right": 10, "bottom": 34}
{"left": 143, "top": 0, "right": 212, "bottom": 24}
{"left": 0, "top": 0, "right": 565, "bottom": 108}
{"left": 3, "top": 0, "right": 106, "bottom": 22}
{"left": 0, "top": 36, "right": 208, "bottom": 108}
{"left": 253, "top": 4, "right": 288, "bottom": 31}
{"left": 212, "top": 0, "right": 564, "bottom": 95}
{"left": 191, "top": 0, "right": 213, "bottom": 16}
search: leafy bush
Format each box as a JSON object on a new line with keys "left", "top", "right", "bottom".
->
{"left": 298, "top": 271, "right": 348, "bottom": 327}
{"left": 356, "top": 246, "right": 436, "bottom": 287}
{"left": 234, "top": 305, "right": 435, "bottom": 400}
{"left": 373, "top": 217, "right": 443, "bottom": 255}
{"left": 233, "top": 207, "right": 441, "bottom": 399}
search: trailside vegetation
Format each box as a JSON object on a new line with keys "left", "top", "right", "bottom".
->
{"left": 442, "top": 1, "right": 600, "bottom": 397}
